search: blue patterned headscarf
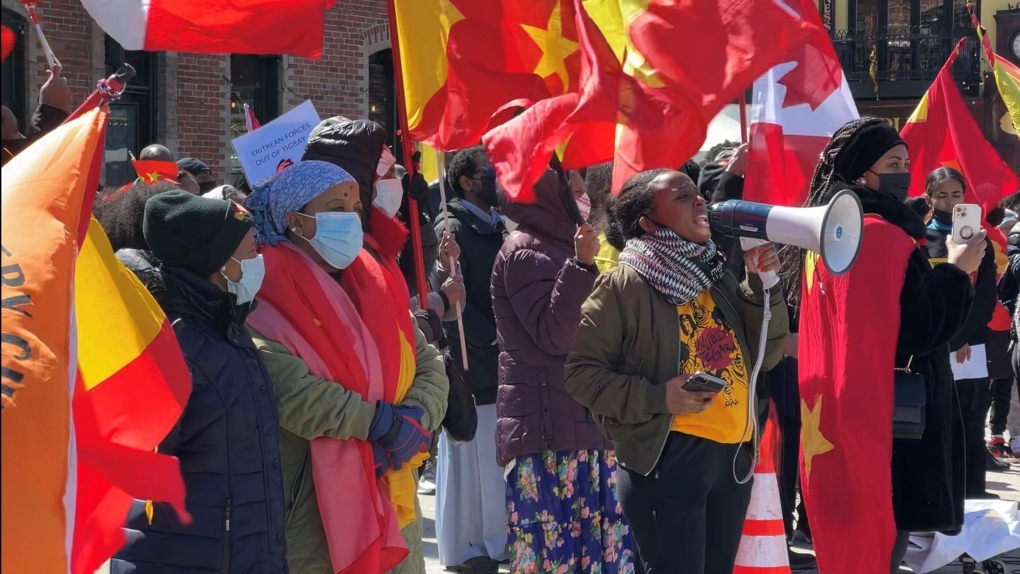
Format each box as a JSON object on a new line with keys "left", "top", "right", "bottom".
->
{"left": 244, "top": 160, "right": 356, "bottom": 245}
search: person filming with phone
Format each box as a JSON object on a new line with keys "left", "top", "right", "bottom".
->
{"left": 920, "top": 167, "right": 999, "bottom": 499}
{"left": 564, "top": 169, "right": 789, "bottom": 574}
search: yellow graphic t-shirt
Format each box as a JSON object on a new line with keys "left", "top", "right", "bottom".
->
{"left": 670, "top": 290, "right": 752, "bottom": 444}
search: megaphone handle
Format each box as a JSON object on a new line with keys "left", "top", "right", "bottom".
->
{"left": 739, "top": 237, "right": 780, "bottom": 290}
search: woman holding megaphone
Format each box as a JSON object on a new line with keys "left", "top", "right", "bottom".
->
{"left": 783, "top": 118, "right": 985, "bottom": 574}
{"left": 564, "top": 168, "right": 790, "bottom": 574}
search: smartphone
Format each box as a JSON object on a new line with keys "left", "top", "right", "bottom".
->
{"left": 681, "top": 371, "right": 727, "bottom": 393}
{"left": 952, "top": 204, "right": 982, "bottom": 244}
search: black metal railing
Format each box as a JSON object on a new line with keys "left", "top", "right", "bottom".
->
{"left": 831, "top": 25, "right": 981, "bottom": 98}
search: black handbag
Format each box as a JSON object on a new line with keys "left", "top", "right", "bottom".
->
{"left": 893, "top": 356, "right": 926, "bottom": 440}
{"left": 440, "top": 348, "right": 478, "bottom": 443}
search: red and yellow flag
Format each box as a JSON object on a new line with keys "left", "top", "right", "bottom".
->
{"left": 973, "top": 13, "right": 1020, "bottom": 138}
{"left": 393, "top": 0, "right": 584, "bottom": 151}
{"left": 132, "top": 158, "right": 179, "bottom": 184}
{"left": 900, "top": 39, "right": 1020, "bottom": 211}
{"left": 798, "top": 216, "right": 914, "bottom": 573}
{"left": 1, "top": 107, "right": 190, "bottom": 574}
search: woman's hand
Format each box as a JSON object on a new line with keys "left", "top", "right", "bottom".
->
{"left": 574, "top": 223, "right": 600, "bottom": 266}
{"left": 784, "top": 332, "right": 799, "bottom": 359}
{"left": 438, "top": 232, "right": 461, "bottom": 271}
{"left": 954, "top": 343, "right": 971, "bottom": 364}
{"left": 742, "top": 243, "right": 780, "bottom": 276}
{"left": 946, "top": 232, "right": 986, "bottom": 275}
{"left": 664, "top": 375, "right": 717, "bottom": 415}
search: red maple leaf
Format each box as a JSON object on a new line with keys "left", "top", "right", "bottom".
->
{"left": 776, "top": 39, "right": 843, "bottom": 110}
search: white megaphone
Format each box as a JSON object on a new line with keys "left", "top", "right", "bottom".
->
{"left": 708, "top": 189, "right": 864, "bottom": 289}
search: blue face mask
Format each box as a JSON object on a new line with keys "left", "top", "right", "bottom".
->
{"left": 295, "top": 211, "right": 363, "bottom": 270}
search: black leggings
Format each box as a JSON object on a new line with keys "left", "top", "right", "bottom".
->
{"left": 617, "top": 433, "right": 753, "bottom": 574}
{"left": 988, "top": 377, "right": 1017, "bottom": 436}
{"left": 957, "top": 377, "right": 992, "bottom": 497}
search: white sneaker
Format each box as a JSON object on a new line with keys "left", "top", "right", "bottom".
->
{"left": 417, "top": 476, "right": 436, "bottom": 495}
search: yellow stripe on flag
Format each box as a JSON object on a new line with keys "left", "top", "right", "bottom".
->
{"left": 394, "top": 0, "right": 465, "bottom": 131}
{"left": 906, "top": 92, "right": 929, "bottom": 124}
{"left": 993, "top": 56, "right": 1020, "bottom": 136}
{"left": 75, "top": 217, "right": 165, "bottom": 390}
{"left": 417, "top": 143, "right": 440, "bottom": 184}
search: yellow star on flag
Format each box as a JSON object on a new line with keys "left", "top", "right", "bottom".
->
{"left": 521, "top": 2, "right": 579, "bottom": 94}
{"left": 801, "top": 394, "right": 834, "bottom": 480}
{"left": 145, "top": 171, "right": 162, "bottom": 183}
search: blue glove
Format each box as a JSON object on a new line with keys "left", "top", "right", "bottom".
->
{"left": 372, "top": 442, "right": 392, "bottom": 478}
{"left": 368, "top": 402, "right": 432, "bottom": 469}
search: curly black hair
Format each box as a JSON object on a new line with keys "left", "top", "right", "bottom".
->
{"left": 605, "top": 168, "right": 671, "bottom": 251}
{"left": 447, "top": 145, "right": 488, "bottom": 197}
{"left": 94, "top": 180, "right": 180, "bottom": 252}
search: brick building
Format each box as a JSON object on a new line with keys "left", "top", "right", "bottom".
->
{"left": 1, "top": 0, "right": 398, "bottom": 186}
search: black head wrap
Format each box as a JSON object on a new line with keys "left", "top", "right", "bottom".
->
{"left": 831, "top": 119, "right": 906, "bottom": 183}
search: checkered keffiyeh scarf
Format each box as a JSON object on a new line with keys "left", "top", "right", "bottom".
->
{"left": 619, "top": 226, "right": 726, "bottom": 305}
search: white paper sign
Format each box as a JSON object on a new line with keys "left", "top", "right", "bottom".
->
{"left": 950, "top": 343, "right": 989, "bottom": 381}
{"left": 231, "top": 100, "right": 320, "bottom": 186}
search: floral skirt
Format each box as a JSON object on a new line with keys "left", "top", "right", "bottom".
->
{"left": 506, "top": 449, "right": 641, "bottom": 574}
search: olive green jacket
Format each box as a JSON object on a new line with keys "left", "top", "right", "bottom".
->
{"left": 564, "top": 264, "right": 788, "bottom": 476}
{"left": 249, "top": 318, "right": 448, "bottom": 574}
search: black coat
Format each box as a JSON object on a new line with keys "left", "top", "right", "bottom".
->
{"left": 434, "top": 197, "right": 508, "bottom": 405}
{"left": 826, "top": 185, "right": 971, "bottom": 533}
{"left": 111, "top": 264, "right": 288, "bottom": 573}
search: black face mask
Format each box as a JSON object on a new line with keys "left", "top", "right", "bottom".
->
{"left": 198, "top": 180, "right": 219, "bottom": 194}
{"left": 931, "top": 208, "right": 953, "bottom": 227}
{"left": 870, "top": 171, "right": 912, "bottom": 203}
{"left": 476, "top": 169, "right": 499, "bottom": 208}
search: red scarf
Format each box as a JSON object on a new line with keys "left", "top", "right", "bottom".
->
{"left": 249, "top": 242, "right": 406, "bottom": 573}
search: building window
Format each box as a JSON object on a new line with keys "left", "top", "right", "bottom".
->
{"left": 837, "top": 0, "right": 979, "bottom": 99}
{"left": 104, "top": 35, "right": 157, "bottom": 186}
{"left": 368, "top": 49, "right": 397, "bottom": 160}
{"left": 229, "top": 55, "right": 280, "bottom": 175}
{"left": 1, "top": 8, "right": 27, "bottom": 128}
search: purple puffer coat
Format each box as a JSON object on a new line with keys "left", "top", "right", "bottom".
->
{"left": 491, "top": 168, "right": 610, "bottom": 467}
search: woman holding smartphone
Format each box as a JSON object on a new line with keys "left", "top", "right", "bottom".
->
{"left": 564, "top": 169, "right": 790, "bottom": 574}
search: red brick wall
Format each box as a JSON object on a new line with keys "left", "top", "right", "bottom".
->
{"left": 16, "top": 0, "right": 98, "bottom": 113}
{"left": 12, "top": 1, "right": 389, "bottom": 174}
{"left": 284, "top": 1, "right": 389, "bottom": 119}
{"left": 174, "top": 53, "right": 232, "bottom": 179}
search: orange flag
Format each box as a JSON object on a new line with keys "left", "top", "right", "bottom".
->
{"left": 1, "top": 107, "right": 191, "bottom": 574}
{"left": 2, "top": 108, "right": 108, "bottom": 574}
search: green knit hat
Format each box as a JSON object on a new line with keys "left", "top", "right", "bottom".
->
{"left": 143, "top": 190, "right": 253, "bottom": 277}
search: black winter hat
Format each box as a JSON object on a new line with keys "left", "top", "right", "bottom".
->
{"left": 176, "top": 157, "right": 212, "bottom": 176}
{"left": 143, "top": 191, "right": 253, "bottom": 277}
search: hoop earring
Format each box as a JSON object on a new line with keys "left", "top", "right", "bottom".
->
{"left": 855, "top": 177, "right": 866, "bottom": 186}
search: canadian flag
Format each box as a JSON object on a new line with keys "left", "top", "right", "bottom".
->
{"left": 80, "top": 0, "right": 335, "bottom": 59}
{"left": 744, "top": 6, "right": 859, "bottom": 206}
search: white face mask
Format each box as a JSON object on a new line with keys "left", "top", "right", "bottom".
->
{"left": 296, "top": 211, "right": 363, "bottom": 270}
{"left": 576, "top": 192, "right": 592, "bottom": 222}
{"left": 223, "top": 254, "right": 265, "bottom": 305}
{"left": 373, "top": 179, "right": 404, "bottom": 218}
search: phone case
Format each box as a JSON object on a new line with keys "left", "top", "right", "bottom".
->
{"left": 952, "top": 204, "right": 982, "bottom": 244}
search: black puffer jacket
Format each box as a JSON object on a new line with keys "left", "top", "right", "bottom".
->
{"left": 434, "top": 198, "right": 508, "bottom": 405}
{"left": 111, "top": 263, "right": 288, "bottom": 574}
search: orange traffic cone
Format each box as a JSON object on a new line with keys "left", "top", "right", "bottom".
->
{"left": 733, "top": 419, "right": 791, "bottom": 574}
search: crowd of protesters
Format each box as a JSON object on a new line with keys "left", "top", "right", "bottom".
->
{"left": 4, "top": 65, "right": 1019, "bottom": 574}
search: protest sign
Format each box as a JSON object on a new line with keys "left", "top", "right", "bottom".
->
{"left": 231, "top": 100, "right": 319, "bottom": 186}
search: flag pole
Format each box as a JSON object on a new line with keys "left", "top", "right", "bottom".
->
{"left": 65, "top": 63, "right": 135, "bottom": 124}
{"left": 384, "top": 0, "right": 430, "bottom": 313}
{"left": 739, "top": 92, "right": 749, "bottom": 144}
